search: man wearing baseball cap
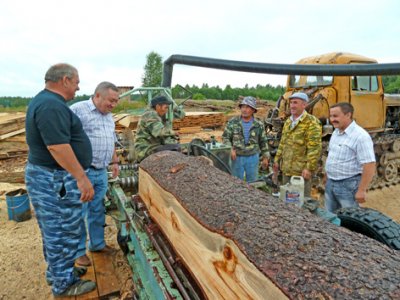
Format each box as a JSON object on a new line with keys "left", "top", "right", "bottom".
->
{"left": 134, "top": 95, "right": 181, "bottom": 162}
{"left": 222, "top": 96, "right": 270, "bottom": 182}
{"left": 273, "top": 92, "right": 322, "bottom": 197}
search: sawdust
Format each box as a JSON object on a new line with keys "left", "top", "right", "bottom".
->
{"left": 363, "top": 186, "right": 400, "bottom": 223}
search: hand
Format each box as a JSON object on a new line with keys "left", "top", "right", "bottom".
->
{"left": 112, "top": 163, "right": 119, "bottom": 178}
{"left": 273, "top": 162, "right": 279, "bottom": 173}
{"left": 322, "top": 173, "right": 327, "bottom": 185}
{"left": 302, "top": 169, "right": 312, "bottom": 180}
{"left": 231, "top": 149, "right": 237, "bottom": 161}
{"left": 355, "top": 189, "right": 367, "bottom": 204}
{"left": 261, "top": 157, "right": 269, "bottom": 170}
{"left": 77, "top": 175, "right": 94, "bottom": 202}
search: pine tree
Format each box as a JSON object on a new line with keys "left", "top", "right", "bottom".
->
{"left": 142, "top": 51, "right": 163, "bottom": 87}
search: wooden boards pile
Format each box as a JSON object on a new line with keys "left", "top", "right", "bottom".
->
{"left": 178, "top": 130, "right": 223, "bottom": 144}
{"left": 172, "top": 111, "right": 225, "bottom": 130}
{"left": 139, "top": 151, "right": 400, "bottom": 299}
{"left": 0, "top": 113, "right": 25, "bottom": 140}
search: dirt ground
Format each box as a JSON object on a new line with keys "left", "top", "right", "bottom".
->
{"left": 0, "top": 159, "right": 133, "bottom": 300}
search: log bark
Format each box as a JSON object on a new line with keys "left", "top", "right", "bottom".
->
{"left": 139, "top": 151, "right": 400, "bottom": 299}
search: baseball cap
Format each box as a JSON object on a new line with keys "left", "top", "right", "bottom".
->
{"left": 289, "top": 92, "right": 309, "bottom": 102}
{"left": 239, "top": 96, "right": 257, "bottom": 111}
{"left": 151, "top": 95, "right": 173, "bottom": 107}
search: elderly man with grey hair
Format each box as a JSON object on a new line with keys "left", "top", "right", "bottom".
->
{"left": 222, "top": 96, "right": 270, "bottom": 182}
{"left": 273, "top": 92, "right": 322, "bottom": 197}
{"left": 25, "top": 63, "right": 96, "bottom": 296}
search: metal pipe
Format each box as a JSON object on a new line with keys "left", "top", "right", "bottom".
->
{"left": 154, "top": 235, "right": 202, "bottom": 300}
{"left": 162, "top": 54, "right": 400, "bottom": 88}
{"left": 144, "top": 227, "right": 193, "bottom": 300}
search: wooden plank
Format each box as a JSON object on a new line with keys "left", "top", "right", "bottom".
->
{"left": 76, "top": 252, "right": 99, "bottom": 300}
{"left": 179, "top": 130, "right": 223, "bottom": 144}
{"left": 176, "top": 126, "right": 202, "bottom": 134}
{"left": 0, "top": 171, "right": 25, "bottom": 183}
{"left": 90, "top": 251, "right": 120, "bottom": 298}
{"left": 139, "top": 151, "right": 400, "bottom": 299}
{"left": 0, "top": 113, "right": 25, "bottom": 125}
{"left": 0, "top": 128, "right": 25, "bottom": 140}
{"left": 117, "top": 115, "right": 140, "bottom": 129}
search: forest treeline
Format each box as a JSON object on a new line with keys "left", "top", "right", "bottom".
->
{"left": 0, "top": 84, "right": 285, "bottom": 108}
{"left": 1, "top": 75, "right": 400, "bottom": 109}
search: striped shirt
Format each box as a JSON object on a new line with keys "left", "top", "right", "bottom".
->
{"left": 325, "top": 121, "right": 375, "bottom": 180}
{"left": 241, "top": 118, "right": 254, "bottom": 144}
{"left": 70, "top": 99, "right": 116, "bottom": 169}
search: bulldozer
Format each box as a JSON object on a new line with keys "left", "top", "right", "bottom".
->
{"left": 161, "top": 52, "right": 400, "bottom": 190}
{"left": 265, "top": 52, "right": 400, "bottom": 190}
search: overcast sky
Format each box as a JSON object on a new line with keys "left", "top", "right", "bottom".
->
{"left": 1, "top": 0, "right": 399, "bottom": 97}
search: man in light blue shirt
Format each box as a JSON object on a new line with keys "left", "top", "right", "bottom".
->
{"left": 325, "top": 102, "right": 376, "bottom": 212}
{"left": 70, "top": 81, "right": 120, "bottom": 266}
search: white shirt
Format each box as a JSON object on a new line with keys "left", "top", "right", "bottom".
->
{"left": 70, "top": 99, "right": 116, "bottom": 169}
{"left": 325, "top": 121, "right": 375, "bottom": 180}
{"left": 290, "top": 111, "right": 305, "bottom": 129}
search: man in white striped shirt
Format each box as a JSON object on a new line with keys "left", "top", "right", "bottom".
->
{"left": 325, "top": 102, "right": 376, "bottom": 212}
{"left": 70, "top": 82, "right": 120, "bottom": 266}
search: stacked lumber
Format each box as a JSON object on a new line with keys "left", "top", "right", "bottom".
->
{"left": 179, "top": 130, "right": 223, "bottom": 144}
{"left": 114, "top": 112, "right": 226, "bottom": 132}
{"left": 183, "top": 100, "right": 235, "bottom": 111}
{"left": 0, "top": 113, "right": 26, "bottom": 140}
{"left": 176, "top": 126, "right": 203, "bottom": 134}
{"left": 172, "top": 112, "right": 225, "bottom": 130}
{"left": 139, "top": 151, "right": 400, "bottom": 299}
{"left": 113, "top": 113, "right": 140, "bottom": 130}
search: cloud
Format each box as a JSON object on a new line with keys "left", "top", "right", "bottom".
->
{"left": 0, "top": 0, "right": 399, "bottom": 96}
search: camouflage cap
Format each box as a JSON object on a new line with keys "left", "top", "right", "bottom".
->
{"left": 239, "top": 96, "right": 257, "bottom": 111}
{"left": 289, "top": 92, "right": 309, "bottom": 102}
{"left": 151, "top": 95, "right": 173, "bottom": 107}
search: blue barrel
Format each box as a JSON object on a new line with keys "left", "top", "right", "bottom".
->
{"left": 6, "top": 188, "right": 31, "bottom": 222}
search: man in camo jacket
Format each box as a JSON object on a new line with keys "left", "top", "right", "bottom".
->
{"left": 223, "top": 96, "right": 269, "bottom": 182}
{"left": 273, "top": 92, "right": 322, "bottom": 197}
{"left": 134, "top": 95, "right": 183, "bottom": 162}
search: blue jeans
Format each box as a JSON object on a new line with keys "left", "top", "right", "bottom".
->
{"left": 25, "top": 163, "right": 83, "bottom": 295}
{"left": 324, "top": 175, "right": 361, "bottom": 213}
{"left": 77, "top": 168, "right": 108, "bottom": 257}
{"left": 232, "top": 153, "right": 259, "bottom": 182}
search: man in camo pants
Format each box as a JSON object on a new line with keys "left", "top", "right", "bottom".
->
{"left": 25, "top": 63, "right": 96, "bottom": 297}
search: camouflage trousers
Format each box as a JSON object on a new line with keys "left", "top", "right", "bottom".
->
{"left": 25, "top": 163, "right": 83, "bottom": 295}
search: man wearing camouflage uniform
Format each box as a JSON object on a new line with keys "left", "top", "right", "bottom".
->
{"left": 273, "top": 92, "right": 322, "bottom": 197}
{"left": 222, "top": 96, "right": 269, "bottom": 182}
{"left": 134, "top": 95, "right": 183, "bottom": 162}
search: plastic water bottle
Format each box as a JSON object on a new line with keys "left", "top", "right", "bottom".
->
{"left": 279, "top": 176, "right": 305, "bottom": 207}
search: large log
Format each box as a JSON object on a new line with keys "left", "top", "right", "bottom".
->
{"left": 139, "top": 151, "right": 400, "bottom": 299}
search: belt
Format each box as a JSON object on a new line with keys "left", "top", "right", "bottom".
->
{"left": 90, "top": 166, "right": 106, "bottom": 170}
{"left": 330, "top": 174, "right": 361, "bottom": 182}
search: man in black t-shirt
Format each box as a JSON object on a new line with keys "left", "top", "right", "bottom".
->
{"left": 25, "top": 63, "right": 96, "bottom": 297}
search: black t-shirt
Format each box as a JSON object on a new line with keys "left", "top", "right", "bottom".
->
{"left": 26, "top": 89, "right": 92, "bottom": 169}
